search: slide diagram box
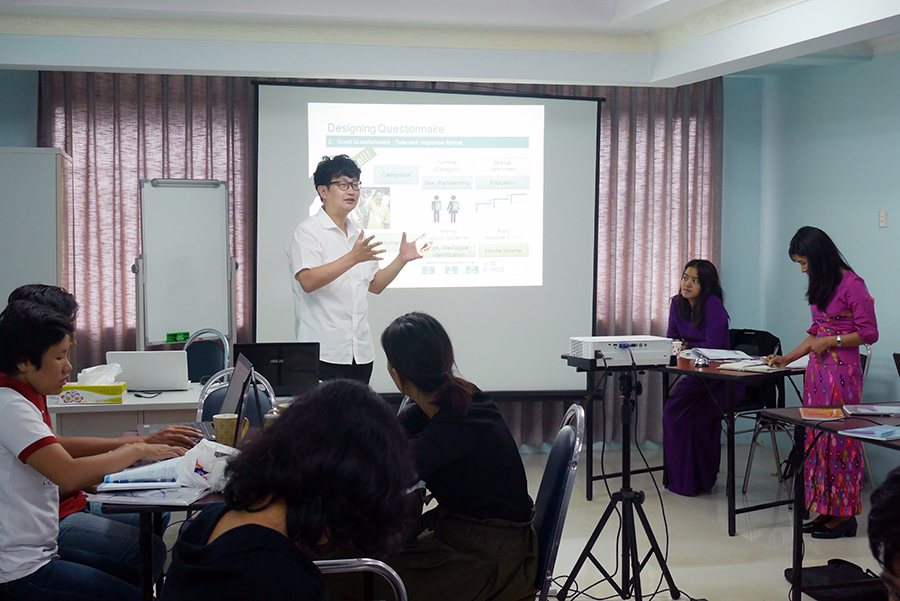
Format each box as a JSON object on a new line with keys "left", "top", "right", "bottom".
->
{"left": 430, "top": 243, "right": 477, "bottom": 259}
{"left": 476, "top": 176, "right": 530, "bottom": 189}
{"left": 422, "top": 176, "right": 473, "bottom": 189}
{"left": 374, "top": 165, "right": 419, "bottom": 184}
{"left": 480, "top": 244, "right": 529, "bottom": 257}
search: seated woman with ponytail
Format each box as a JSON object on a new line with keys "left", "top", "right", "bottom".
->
{"left": 376, "top": 312, "right": 537, "bottom": 601}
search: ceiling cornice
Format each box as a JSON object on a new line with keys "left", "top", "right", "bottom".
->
{"left": 1, "top": 0, "right": 809, "bottom": 55}
{"left": 0, "top": 13, "right": 650, "bottom": 53}
{"left": 649, "top": 0, "right": 808, "bottom": 50}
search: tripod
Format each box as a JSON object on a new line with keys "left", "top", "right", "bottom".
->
{"left": 558, "top": 371, "right": 680, "bottom": 600}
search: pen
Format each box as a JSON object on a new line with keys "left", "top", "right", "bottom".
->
{"left": 768, "top": 343, "right": 781, "bottom": 366}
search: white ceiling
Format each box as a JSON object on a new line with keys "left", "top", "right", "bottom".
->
{"left": 0, "top": 0, "right": 747, "bottom": 34}
{"left": 1, "top": 0, "right": 899, "bottom": 86}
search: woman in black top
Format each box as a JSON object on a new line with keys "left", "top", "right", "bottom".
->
{"left": 161, "top": 380, "right": 417, "bottom": 601}
{"left": 380, "top": 312, "right": 537, "bottom": 601}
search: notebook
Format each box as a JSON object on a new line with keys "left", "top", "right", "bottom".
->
{"left": 232, "top": 342, "right": 320, "bottom": 397}
{"left": 106, "top": 350, "right": 190, "bottom": 391}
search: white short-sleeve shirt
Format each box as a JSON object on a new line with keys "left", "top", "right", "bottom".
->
{"left": 0, "top": 386, "right": 60, "bottom": 583}
{"left": 286, "top": 208, "right": 380, "bottom": 365}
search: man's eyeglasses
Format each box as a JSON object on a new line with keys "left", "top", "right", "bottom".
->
{"left": 329, "top": 180, "right": 361, "bottom": 191}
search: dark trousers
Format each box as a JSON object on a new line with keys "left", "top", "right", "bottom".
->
{"left": 318, "top": 360, "right": 373, "bottom": 385}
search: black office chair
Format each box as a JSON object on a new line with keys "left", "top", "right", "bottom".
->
{"left": 533, "top": 404, "right": 584, "bottom": 601}
{"left": 184, "top": 328, "right": 229, "bottom": 384}
{"left": 729, "top": 329, "right": 791, "bottom": 494}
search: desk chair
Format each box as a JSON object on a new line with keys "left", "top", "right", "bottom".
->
{"left": 728, "top": 329, "right": 791, "bottom": 494}
{"left": 315, "top": 559, "right": 407, "bottom": 601}
{"left": 533, "top": 404, "right": 584, "bottom": 601}
{"left": 860, "top": 344, "right": 875, "bottom": 491}
{"left": 184, "top": 328, "right": 229, "bottom": 384}
{"left": 197, "top": 367, "right": 276, "bottom": 427}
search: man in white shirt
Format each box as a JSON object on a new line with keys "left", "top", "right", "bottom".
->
{"left": 286, "top": 155, "right": 428, "bottom": 384}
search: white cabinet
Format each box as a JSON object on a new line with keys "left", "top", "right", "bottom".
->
{"left": 0, "top": 147, "right": 72, "bottom": 302}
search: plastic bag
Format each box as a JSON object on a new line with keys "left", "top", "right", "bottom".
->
{"left": 175, "top": 438, "right": 239, "bottom": 492}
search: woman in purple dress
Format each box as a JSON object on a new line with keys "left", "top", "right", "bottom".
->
{"left": 664, "top": 259, "right": 734, "bottom": 496}
{"left": 770, "top": 227, "right": 878, "bottom": 539}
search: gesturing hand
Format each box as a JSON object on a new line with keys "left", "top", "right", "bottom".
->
{"left": 398, "top": 233, "right": 432, "bottom": 263}
{"left": 350, "top": 231, "right": 385, "bottom": 264}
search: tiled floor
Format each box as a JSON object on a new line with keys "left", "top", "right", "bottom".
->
{"left": 523, "top": 444, "right": 879, "bottom": 601}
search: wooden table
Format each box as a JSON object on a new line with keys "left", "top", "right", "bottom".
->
{"left": 648, "top": 358, "right": 804, "bottom": 536}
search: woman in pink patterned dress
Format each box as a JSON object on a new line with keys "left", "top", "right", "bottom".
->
{"left": 770, "top": 226, "right": 878, "bottom": 538}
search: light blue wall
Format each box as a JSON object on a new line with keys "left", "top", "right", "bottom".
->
{"left": 721, "top": 77, "right": 763, "bottom": 329}
{"left": 724, "top": 51, "right": 900, "bottom": 482}
{"left": 0, "top": 70, "right": 39, "bottom": 147}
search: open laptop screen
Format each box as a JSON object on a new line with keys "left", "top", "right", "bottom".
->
{"left": 220, "top": 353, "right": 253, "bottom": 415}
{"left": 232, "top": 342, "right": 319, "bottom": 397}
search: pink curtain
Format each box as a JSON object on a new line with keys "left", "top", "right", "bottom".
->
{"left": 39, "top": 73, "right": 253, "bottom": 369}
{"left": 39, "top": 73, "right": 722, "bottom": 445}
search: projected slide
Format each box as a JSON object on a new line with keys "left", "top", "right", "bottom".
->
{"left": 307, "top": 103, "right": 544, "bottom": 288}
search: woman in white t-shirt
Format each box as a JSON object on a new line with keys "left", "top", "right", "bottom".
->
{"left": 0, "top": 301, "right": 183, "bottom": 601}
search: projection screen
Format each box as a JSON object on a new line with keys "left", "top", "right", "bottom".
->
{"left": 256, "top": 83, "right": 599, "bottom": 394}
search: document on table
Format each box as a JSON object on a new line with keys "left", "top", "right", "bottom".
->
{"left": 692, "top": 348, "right": 753, "bottom": 361}
{"left": 718, "top": 359, "right": 791, "bottom": 373}
{"left": 88, "top": 487, "right": 209, "bottom": 506}
{"left": 840, "top": 425, "right": 900, "bottom": 441}
{"left": 103, "top": 456, "right": 180, "bottom": 484}
{"left": 843, "top": 404, "right": 900, "bottom": 417}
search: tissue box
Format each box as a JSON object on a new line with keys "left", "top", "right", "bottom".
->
{"left": 59, "top": 383, "right": 127, "bottom": 404}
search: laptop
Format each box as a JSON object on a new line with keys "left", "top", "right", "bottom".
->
{"left": 106, "top": 350, "right": 190, "bottom": 391}
{"left": 142, "top": 353, "right": 257, "bottom": 441}
{"left": 232, "top": 342, "right": 320, "bottom": 397}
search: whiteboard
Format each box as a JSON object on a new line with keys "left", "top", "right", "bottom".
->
{"left": 139, "top": 179, "right": 232, "bottom": 346}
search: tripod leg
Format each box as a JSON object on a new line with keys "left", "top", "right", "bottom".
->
{"left": 633, "top": 502, "right": 680, "bottom": 599}
{"left": 557, "top": 494, "right": 622, "bottom": 600}
{"left": 621, "top": 498, "right": 642, "bottom": 601}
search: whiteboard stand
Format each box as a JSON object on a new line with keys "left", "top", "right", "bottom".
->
{"left": 133, "top": 179, "right": 236, "bottom": 350}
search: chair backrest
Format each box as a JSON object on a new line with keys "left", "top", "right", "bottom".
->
{"left": 861, "top": 344, "right": 873, "bottom": 395}
{"left": 184, "top": 328, "right": 229, "bottom": 383}
{"left": 894, "top": 352, "right": 900, "bottom": 383}
{"left": 533, "top": 403, "right": 584, "bottom": 601}
{"left": 197, "top": 367, "right": 276, "bottom": 427}
{"left": 314, "top": 558, "right": 407, "bottom": 601}
{"left": 729, "top": 328, "right": 785, "bottom": 411}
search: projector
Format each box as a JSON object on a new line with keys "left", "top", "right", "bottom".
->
{"left": 569, "top": 336, "right": 672, "bottom": 367}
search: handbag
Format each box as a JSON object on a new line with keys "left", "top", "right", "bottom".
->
{"left": 784, "top": 558, "right": 887, "bottom": 601}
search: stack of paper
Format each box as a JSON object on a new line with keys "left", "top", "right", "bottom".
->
{"left": 692, "top": 348, "right": 753, "bottom": 362}
{"left": 843, "top": 404, "right": 900, "bottom": 417}
{"left": 88, "top": 456, "right": 210, "bottom": 506}
{"left": 718, "top": 359, "right": 789, "bottom": 373}
{"left": 87, "top": 487, "right": 209, "bottom": 506}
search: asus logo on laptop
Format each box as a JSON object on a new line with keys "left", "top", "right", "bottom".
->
{"left": 269, "top": 358, "right": 284, "bottom": 364}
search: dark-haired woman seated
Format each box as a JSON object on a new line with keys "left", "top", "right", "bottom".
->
{"left": 664, "top": 259, "right": 740, "bottom": 497}
{"left": 334, "top": 312, "right": 537, "bottom": 601}
{"left": 160, "top": 379, "right": 418, "bottom": 601}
